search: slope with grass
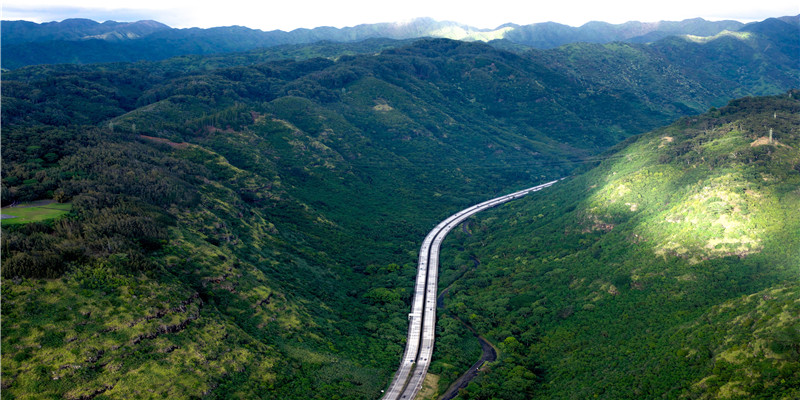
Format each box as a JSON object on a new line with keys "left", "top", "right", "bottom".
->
{"left": 435, "top": 92, "right": 800, "bottom": 399}
{"left": 1, "top": 201, "right": 72, "bottom": 225}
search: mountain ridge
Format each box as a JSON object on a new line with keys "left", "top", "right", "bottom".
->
{"left": 1, "top": 18, "right": 170, "bottom": 44}
{"left": 4, "top": 15, "right": 792, "bottom": 69}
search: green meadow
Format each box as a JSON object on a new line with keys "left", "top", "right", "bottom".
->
{"left": 1, "top": 202, "right": 72, "bottom": 225}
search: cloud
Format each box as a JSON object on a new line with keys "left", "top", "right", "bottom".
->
{"left": 2, "top": 6, "right": 175, "bottom": 24}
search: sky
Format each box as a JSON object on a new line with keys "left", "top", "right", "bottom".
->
{"left": 2, "top": 0, "right": 798, "bottom": 31}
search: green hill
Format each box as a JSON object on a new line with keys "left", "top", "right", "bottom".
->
{"left": 1, "top": 32, "right": 798, "bottom": 399}
{"left": 436, "top": 92, "right": 800, "bottom": 399}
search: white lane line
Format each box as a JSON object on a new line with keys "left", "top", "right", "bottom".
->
{"left": 382, "top": 180, "right": 560, "bottom": 400}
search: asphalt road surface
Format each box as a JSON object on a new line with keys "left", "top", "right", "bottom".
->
{"left": 381, "top": 180, "right": 560, "bottom": 400}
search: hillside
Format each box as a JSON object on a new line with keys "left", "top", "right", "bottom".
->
{"left": 0, "top": 38, "right": 597, "bottom": 400}
{"left": 2, "top": 16, "right": 782, "bottom": 69}
{"left": 1, "top": 32, "right": 798, "bottom": 399}
{"left": 537, "top": 24, "right": 799, "bottom": 115}
{"left": 434, "top": 93, "right": 800, "bottom": 399}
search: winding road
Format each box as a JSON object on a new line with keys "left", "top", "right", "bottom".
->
{"left": 382, "top": 180, "right": 560, "bottom": 400}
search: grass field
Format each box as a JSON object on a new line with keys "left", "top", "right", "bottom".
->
{"left": 1, "top": 202, "right": 72, "bottom": 225}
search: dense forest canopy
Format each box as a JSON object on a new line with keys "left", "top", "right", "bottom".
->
{"left": 1, "top": 15, "right": 798, "bottom": 399}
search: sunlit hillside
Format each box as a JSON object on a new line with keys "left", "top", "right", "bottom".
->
{"left": 437, "top": 92, "right": 800, "bottom": 399}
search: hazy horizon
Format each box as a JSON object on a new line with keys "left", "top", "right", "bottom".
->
{"left": 2, "top": 13, "right": 796, "bottom": 33}
{"left": 3, "top": 0, "right": 797, "bottom": 31}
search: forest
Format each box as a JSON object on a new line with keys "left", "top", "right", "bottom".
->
{"left": 1, "top": 16, "right": 798, "bottom": 399}
{"left": 435, "top": 93, "right": 800, "bottom": 399}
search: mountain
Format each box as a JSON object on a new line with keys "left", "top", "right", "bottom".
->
{"left": 435, "top": 92, "right": 800, "bottom": 399}
{"left": 504, "top": 17, "right": 745, "bottom": 48}
{"left": 537, "top": 18, "right": 800, "bottom": 115}
{"left": 1, "top": 23, "right": 798, "bottom": 399}
{"left": 1, "top": 18, "right": 462, "bottom": 69}
{"left": 4, "top": 16, "right": 790, "bottom": 69}
{"left": 1, "top": 18, "right": 170, "bottom": 44}
{"left": 740, "top": 17, "right": 800, "bottom": 60}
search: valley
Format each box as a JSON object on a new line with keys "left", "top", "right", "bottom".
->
{"left": 1, "top": 13, "right": 798, "bottom": 400}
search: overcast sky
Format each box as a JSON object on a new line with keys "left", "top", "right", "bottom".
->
{"left": 3, "top": 0, "right": 798, "bottom": 31}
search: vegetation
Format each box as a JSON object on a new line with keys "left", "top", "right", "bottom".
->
{"left": 1, "top": 202, "right": 72, "bottom": 225}
{"left": 1, "top": 21, "right": 798, "bottom": 398}
{"left": 437, "top": 92, "right": 800, "bottom": 399}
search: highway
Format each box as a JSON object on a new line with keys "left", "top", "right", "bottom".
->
{"left": 381, "top": 179, "right": 560, "bottom": 400}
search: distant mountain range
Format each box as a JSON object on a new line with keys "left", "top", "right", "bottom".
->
{"left": 1, "top": 19, "right": 171, "bottom": 43}
{"left": 3, "top": 15, "right": 798, "bottom": 69}
{"left": 2, "top": 10, "right": 799, "bottom": 399}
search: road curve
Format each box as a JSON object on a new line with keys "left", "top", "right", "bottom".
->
{"left": 381, "top": 179, "right": 560, "bottom": 400}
